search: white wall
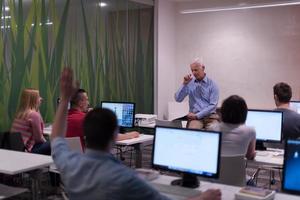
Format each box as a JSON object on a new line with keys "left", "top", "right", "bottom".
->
{"left": 156, "top": 0, "right": 177, "bottom": 119}
{"left": 156, "top": 1, "right": 300, "bottom": 118}
{"left": 175, "top": 5, "right": 300, "bottom": 109}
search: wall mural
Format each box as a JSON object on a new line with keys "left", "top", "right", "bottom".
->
{"left": 0, "top": 0, "right": 154, "bottom": 130}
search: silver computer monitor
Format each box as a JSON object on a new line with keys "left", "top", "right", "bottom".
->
{"left": 101, "top": 101, "right": 135, "bottom": 128}
{"left": 152, "top": 126, "right": 221, "bottom": 187}
{"left": 246, "top": 109, "right": 283, "bottom": 142}
{"left": 290, "top": 101, "right": 300, "bottom": 114}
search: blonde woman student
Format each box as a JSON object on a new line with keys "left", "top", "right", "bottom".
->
{"left": 11, "top": 89, "right": 50, "bottom": 155}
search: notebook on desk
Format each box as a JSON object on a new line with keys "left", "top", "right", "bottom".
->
{"left": 151, "top": 183, "right": 201, "bottom": 200}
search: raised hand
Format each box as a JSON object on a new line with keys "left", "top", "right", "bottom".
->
{"left": 60, "top": 67, "right": 78, "bottom": 102}
{"left": 183, "top": 74, "right": 193, "bottom": 85}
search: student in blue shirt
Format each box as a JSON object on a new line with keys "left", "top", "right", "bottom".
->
{"left": 50, "top": 68, "right": 221, "bottom": 200}
{"left": 175, "top": 60, "right": 219, "bottom": 129}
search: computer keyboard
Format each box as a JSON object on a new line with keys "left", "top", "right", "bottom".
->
{"left": 151, "top": 183, "right": 201, "bottom": 200}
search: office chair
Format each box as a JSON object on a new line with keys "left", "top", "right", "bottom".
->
{"left": 0, "top": 132, "right": 26, "bottom": 152}
{"left": 218, "top": 154, "right": 246, "bottom": 186}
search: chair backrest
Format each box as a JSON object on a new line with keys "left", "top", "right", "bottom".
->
{"left": 0, "top": 132, "right": 25, "bottom": 152}
{"left": 0, "top": 132, "right": 5, "bottom": 148}
{"left": 65, "top": 137, "right": 83, "bottom": 153}
{"left": 218, "top": 154, "right": 246, "bottom": 186}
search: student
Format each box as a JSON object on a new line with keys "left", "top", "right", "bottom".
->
{"left": 11, "top": 88, "right": 50, "bottom": 155}
{"left": 210, "top": 95, "right": 256, "bottom": 160}
{"left": 51, "top": 68, "right": 221, "bottom": 200}
{"left": 273, "top": 82, "right": 300, "bottom": 140}
{"left": 66, "top": 88, "right": 139, "bottom": 148}
{"left": 175, "top": 59, "right": 219, "bottom": 129}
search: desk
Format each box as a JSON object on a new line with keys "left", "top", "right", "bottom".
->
{"left": 0, "top": 149, "right": 53, "bottom": 175}
{"left": 151, "top": 175, "right": 300, "bottom": 200}
{"left": 0, "top": 149, "right": 53, "bottom": 200}
{"left": 115, "top": 134, "right": 154, "bottom": 168}
{"left": 246, "top": 150, "right": 284, "bottom": 188}
{"left": 247, "top": 150, "right": 284, "bottom": 167}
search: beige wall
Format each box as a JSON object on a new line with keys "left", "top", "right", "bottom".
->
{"left": 175, "top": 4, "right": 300, "bottom": 109}
{"left": 156, "top": 1, "right": 300, "bottom": 118}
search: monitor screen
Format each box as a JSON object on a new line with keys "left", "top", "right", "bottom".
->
{"left": 282, "top": 139, "right": 300, "bottom": 195}
{"left": 245, "top": 110, "right": 282, "bottom": 142}
{"left": 101, "top": 101, "right": 135, "bottom": 128}
{"left": 290, "top": 101, "right": 300, "bottom": 114}
{"left": 152, "top": 126, "right": 221, "bottom": 178}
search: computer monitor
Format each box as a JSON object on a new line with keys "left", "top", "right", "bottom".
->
{"left": 101, "top": 101, "right": 135, "bottom": 129}
{"left": 290, "top": 101, "right": 300, "bottom": 114}
{"left": 245, "top": 109, "right": 283, "bottom": 143}
{"left": 282, "top": 139, "right": 300, "bottom": 195}
{"left": 152, "top": 126, "right": 221, "bottom": 188}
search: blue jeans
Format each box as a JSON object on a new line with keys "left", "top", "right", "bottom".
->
{"left": 31, "top": 141, "right": 51, "bottom": 155}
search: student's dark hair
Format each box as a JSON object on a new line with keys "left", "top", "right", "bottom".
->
{"left": 83, "top": 108, "right": 118, "bottom": 150}
{"left": 221, "top": 95, "right": 248, "bottom": 124}
{"left": 273, "top": 82, "right": 292, "bottom": 103}
{"left": 70, "top": 89, "right": 86, "bottom": 107}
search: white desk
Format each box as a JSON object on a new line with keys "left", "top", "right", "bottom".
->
{"left": 115, "top": 134, "right": 154, "bottom": 168}
{"left": 0, "top": 149, "right": 53, "bottom": 200}
{"left": 116, "top": 134, "right": 153, "bottom": 146}
{"left": 151, "top": 175, "right": 300, "bottom": 200}
{"left": 249, "top": 150, "right": 284, "bottom": 166}
{"left": 0, "top": 149, "right": 53, "bottom": 175}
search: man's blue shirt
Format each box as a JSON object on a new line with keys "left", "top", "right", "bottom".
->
{"left": 175, "top": 76, "right": 219, "bottom": 119}
{"left": 51, "top": 137, "right": 170, "bottom": 200}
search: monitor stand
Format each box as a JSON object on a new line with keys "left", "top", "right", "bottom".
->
{"left": 255, "top": 141, "right": 266, "bottom": 150}
{"left": 171, "top": 173, "right": 199, "bottom": 188}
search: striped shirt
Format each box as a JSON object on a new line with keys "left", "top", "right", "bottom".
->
{"left": 11, "top": 111, "right": 45, "bottom": 152}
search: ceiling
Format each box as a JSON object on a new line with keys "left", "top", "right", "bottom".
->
{"left": 170, "top": 0, "right": 300, "bottom": 13}
{"left": 169, "top": 0, "right": 299, "bottom": 7}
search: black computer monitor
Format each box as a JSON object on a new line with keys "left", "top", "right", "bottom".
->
{"left": 282, "top": 139, "right": 300, "bottom": 195}
{"left": 152, "top": 126, "right": 221, "bottom": 188}
{"left": 245, "top": 110, "right": 283, "bottom": 145}
{"left": 101, "top": 101, "right": 135, "bottom": 129}
{"left": 290, "top": 101, "right": 300, "bottom": 114}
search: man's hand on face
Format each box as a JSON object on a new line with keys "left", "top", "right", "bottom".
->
{"left": 183, "top": 74, "right": 193, "bottom": 85}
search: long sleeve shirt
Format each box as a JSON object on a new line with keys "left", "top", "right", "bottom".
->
{"left": 51, "top": 137, "right": 171, "bottom": 200}
{"left": 11, "top": 111, "right": 45, "bottom": 152}
{"left": 175, "top": 76, "right": 219, "bottom": 119}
